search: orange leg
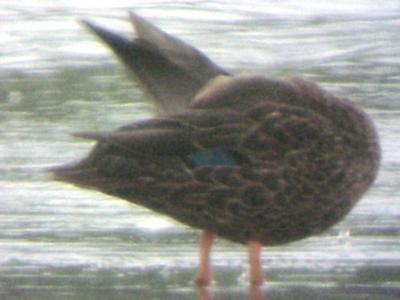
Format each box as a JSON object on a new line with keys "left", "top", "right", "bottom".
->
{"left": 195, "top": 230, "right": 214, "bottom": 286}
{"left": 196, "top": 286, "right": 212, "bottom": 300}
{"left": 249, "top": 285, "right": 264, "bottom": 300}
{"left": 247, "top": 240, "right": 264, "bottom": 286}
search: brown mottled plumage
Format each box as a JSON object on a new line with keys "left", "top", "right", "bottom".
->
{"left": 52, "top": 12, "right": 380, "bottom": 285}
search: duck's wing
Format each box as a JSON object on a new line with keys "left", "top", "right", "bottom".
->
{"left": 55, "top": 75, "right": 305, "bottom": 176}
{"left": 81, "top": 12, "right": 228, "bottom": 114}
{"left": 52, "top": 75, "right": 306, "bottom": 188}
{"left": 51, "top": 110, "right": 245, "bottom": 188}
{"left": 73, "top": 106, "right": 245, "bottom": 160}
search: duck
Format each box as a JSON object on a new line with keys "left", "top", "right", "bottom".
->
{"left": 52, "top": 11, "right": 380, "bottom": 286}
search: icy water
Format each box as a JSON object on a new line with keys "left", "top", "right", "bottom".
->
{"left": 1, "top": 1, "right": 400, "bottom": 299}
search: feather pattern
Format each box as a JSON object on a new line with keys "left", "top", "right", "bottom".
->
{"left": 53, "top": 13, "right": 380, "bottom": 246}
{"left": 80, "top": 12, "right": 227, "bottom": 113}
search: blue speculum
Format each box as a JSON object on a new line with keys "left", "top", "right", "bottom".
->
{"left": 185, "top": 151, "right": 238, "bottom": 167}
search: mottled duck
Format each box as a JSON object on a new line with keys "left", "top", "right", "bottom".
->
{"left": 52, "top": 12, "right": 380, "bottom": 286}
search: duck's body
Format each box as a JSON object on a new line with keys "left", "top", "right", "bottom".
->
{"left": 52, "top": 12, "right": 380, "bottom": 285}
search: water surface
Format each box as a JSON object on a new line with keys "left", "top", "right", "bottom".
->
{"left": 1, "top": 1, "right": 400, "bottom": 299}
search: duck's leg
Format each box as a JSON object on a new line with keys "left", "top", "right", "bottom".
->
{"left": 247, "top": 240, "right": 264, "bottom": 286}
{"left": 195, "top": 229, "right": 214, "bottom": 286}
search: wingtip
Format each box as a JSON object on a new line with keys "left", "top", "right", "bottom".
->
{"left": 128, "top": 10, "right": 144, "bottom": 25}
{"left": 79, "top": 18, "right": 90, "bottom": 28}
{"left": 128, "top": 10, "right": 138, "bottom": 21}
{"left": 79, "top": 18, "right": 108, "bottom": 39}
{"left": 79, "top": 18, "right": 99, "bottom": 34}
{"left": 127, "top": 10, "right": 161, "bottom": 38}
{"left": 77, "top": 18, "right": 133, "bottom": 60}
{"left": 128, "top": 10, "right": 144, "bottom": 35}
{"left": 79, "top": 19, "right": 106, "bottom": 35}
{"left": 72, "top": 131, "right": 100, "bottom": 140}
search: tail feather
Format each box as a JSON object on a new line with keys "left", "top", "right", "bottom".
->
{"left": 81, "top": 12, "right": 228, "bottom": 113}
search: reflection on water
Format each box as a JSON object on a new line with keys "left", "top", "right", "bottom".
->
{"left": 1, "top": 0, "right": 400, "bottom": 299}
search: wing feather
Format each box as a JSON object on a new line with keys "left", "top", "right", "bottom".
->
{"left": 81, "top": 14, "right": 228, "bottom": 113}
